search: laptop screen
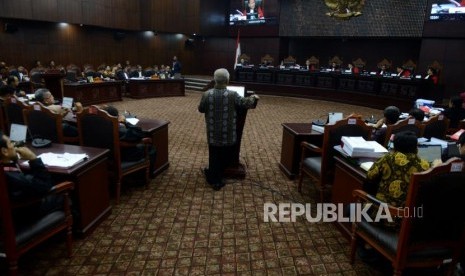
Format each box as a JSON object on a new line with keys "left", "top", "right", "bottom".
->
{"left": 417, "top": 145, "right": 443, "bottom": 164}
{"left": 9, "top": 123, "right": 28, "bottom": 143}
{"left": 227, "top": 86, "right": 246, "bottom": 97}
{"left": 62, "top": 97, "right": 74, "bottom": 109}
{"left": 328, "top": 112, "right": 343, "bottom": 124}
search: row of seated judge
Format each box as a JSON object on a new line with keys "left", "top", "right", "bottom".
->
{"left": 0, "top": 95, "right": 155, "bottom": 204}
{"left": 297, "top": 114, "right": 465, "bottom": 274}
{"left": 236, "top": 54, "right": 441, "bottom": 83}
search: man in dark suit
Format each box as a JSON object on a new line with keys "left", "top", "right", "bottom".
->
{"left": 172, "top": 56, "right": 182, "bottom": 76}
{"left": 0, "top": 130, "right": 61, "bottom": 219}
{"left": 130, "top": 65, "right": 144, "bottom": 78}
{"left": 5, "top": 76, "right": 26, "bottom": 97}
{"left": 116, "top": 67, "right": 130, "bottom": 81}
{"left": 243, "top": 0, "right": 264, "bottom": 19}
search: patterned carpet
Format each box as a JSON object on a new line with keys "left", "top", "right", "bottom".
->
{"left": 7, "top": 91, "right": 396, "bottom": 275}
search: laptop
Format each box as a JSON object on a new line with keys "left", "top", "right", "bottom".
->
{"left": 328, "top": 112, "right": 343, "bottom": 124}
{"left": 417, "top": 144, "right": 443, "bottom": 164}
{"left": 62, "top": 97, "right": 74, "bottom": 109}
{"left": 227, "top": 86, "right": 246, "bottom": 97}
{"left": 9, "top": 123, "right": 28, "bottom": 145}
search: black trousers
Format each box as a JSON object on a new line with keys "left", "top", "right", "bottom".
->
{"left": 207, "top": 144, "right": 235, "bottom": 185}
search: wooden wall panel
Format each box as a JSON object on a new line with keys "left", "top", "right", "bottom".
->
{"left": 1, "top": 0, "right": 33, "bottom": 19}
{"left": 57, "top": 0, "right": 83, "bottom": 24}
{"left": 32, "top": 0, "right": 58, "bottom": 22}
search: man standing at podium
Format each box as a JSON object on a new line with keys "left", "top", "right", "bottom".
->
{"left": 198, "top": 68, "right": 259, "bottom": 190}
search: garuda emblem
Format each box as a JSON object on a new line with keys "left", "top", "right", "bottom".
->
{"left": 325, "top": 0, "right": 365, "bottom": 19}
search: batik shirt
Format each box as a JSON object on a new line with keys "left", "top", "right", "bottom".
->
{"left": 367, "top": 151, "right": 430, "bottom": 229}
{"left": 198, "top": 88, "right": 256, "bottom": 146}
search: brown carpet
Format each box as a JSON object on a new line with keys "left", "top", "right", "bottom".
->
{"left": 12, "top": 91, "right": 391, "bottom": 275}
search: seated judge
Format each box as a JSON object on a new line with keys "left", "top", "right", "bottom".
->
{"left": 34, "top": 88, "right": 83, "bottom": 137}
{"left": 346, "top": 63, "right": 359, "bottom": 74}
{"left": 424, "top": 67, "right": 439, "bottom": 85}
{"left": 243, "top": 0, "right": 264, "bottom": 19}
{"left": 330, "top": 62, "right": 340, "bottom": 72}
{"left": 396, "top": 66, "right": 411, "bottom": 78}
{"left": 377, "top": 64, "right": 389, "bottom": 76}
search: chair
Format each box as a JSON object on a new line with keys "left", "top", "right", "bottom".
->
{"left": 0, "top": 167, "right": 74, "bottom": 276}
{"left": 306, "top": 56, "right": 320, "bottom": 70}
{"left": 297, "top": 117, "right": 372, "bottom": 202}
{"left": 76, "top": 106, "right": 151, "bottom": 204}
{"left": 238, "top": 54, "right": 250, "bottom": 64}
{"left": 350, "top": 158, "right": 465, "bottom": 276}
{"left": 329, "top": 56, "right": 343, "bottom": 67}
{"left": 383, "top": 118, "right": 425, "bottom": 148}
{"left": 28, "top": 71, "right": 44, "bottom": 89}
{"left": 377, "top": 58, "right": 392, "bottom": 71}
{"left": 22, "top": 103, "right": 64, "bottom": 143}
{"left": 3, "top": 97, "right": 29, "bottom": 135}
{"left": 283, "top": 56, "right": 296, "bottom": 66}
{"left": 261, "top": 54, "right": 274, "bottom": 66}
{"left": 352, "top": 58, "right": 366, "bottom": 71}
{"left": 422, "top": 114, "right": 450, "bottom": 140}
{"left": 401, "top": 59, "right": 416, "bottom": 74}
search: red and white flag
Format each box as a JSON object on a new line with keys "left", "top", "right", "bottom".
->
{"left": 233, "top": 30, "right": 241, "bottom": 69}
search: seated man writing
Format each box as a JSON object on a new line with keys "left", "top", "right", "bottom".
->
{"left": 34, "top": 88, "right": 83, "bottom": 137}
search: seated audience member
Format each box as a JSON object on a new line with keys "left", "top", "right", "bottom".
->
{"left": 102, "top": 105, "right": 157, "bottom": 178}
{"left": 116, "top": 67, "right": 130, "bottom": 81}
{"left": 4, "top": 76, "right": 26, "bottom": 97}
{"left": 424, "top": 67, "right": 439, "bottom": 85}
{"left": 408, "top": 108, "right": 425, "bottom": 122}
{"left": 442, "top": 96, "right": 465, "bottom": 129}
{"left": 368, "top": 105, "right": 401, "bottom": 145}
{"left": 366, "top": 131, "right": 430, "bottom": 229}
{"left": 396, "top": 66, "right": 411, "bottom": 78}
{"left": 102, "top": 65, "right": 114, "bottom": 79}
{"left": 0, "top": 130, "right": 62, "bottom": 221}
{"left": 11, "top": 66, "right": 29, "bottom": 82}
{"left": 34, "top": 88, "right": 82, "bottom": 137}
{"left": 0, "top": 85, "right": 15, "bottom": 102}
{"left": 130, "top": 65, "right": 144, "bottom": 78}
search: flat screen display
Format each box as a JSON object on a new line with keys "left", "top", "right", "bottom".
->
{"left": 229, "top": 0, "right": 279, "bottom": 26}
{"left": 429, "top": 2, "right": 465, "bottom": 21}
{"left": 227, "top": 86, "right": 246, "bottom": 97}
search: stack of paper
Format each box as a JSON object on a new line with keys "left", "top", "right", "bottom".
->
{"left": 37, "top": 152, "right": 88, "bottom": 168}
{"left": 341, "top": 136, "right": 388, "bottom": 158}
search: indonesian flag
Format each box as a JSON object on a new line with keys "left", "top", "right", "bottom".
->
{"left": 234, "top": 30, "right": 241, "bottom": 69}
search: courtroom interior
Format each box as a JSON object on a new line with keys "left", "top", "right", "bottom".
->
{"left": 1, "top": 0, "right": 465, "bottom": 275}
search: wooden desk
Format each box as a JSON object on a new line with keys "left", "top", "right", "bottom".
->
{"left": 62, "top": 116, "right": 170, "bottom": 177}
{"left": 332, "top": 155, "right": 368, "bottom": 238}
{"left": 128, "top": 79, "right": 185, "bottom": 98}
{"left": 137, "top": 118, "right": 170, "bottom": 176}
{"left": 279, "top": 123, "right": 323, "bottom": 179}
{"left": 21, "top": 144, "right": 111, "bottom": 237}
{"left": 64, "top": 81, "right": 123, "bottom": 105}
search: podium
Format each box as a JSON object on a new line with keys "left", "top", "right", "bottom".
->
{"left": 224, "top": 99, "right": 258, "bottom": 179}
{"left": 42, "top": 70, "right": 65, "bottom": 99}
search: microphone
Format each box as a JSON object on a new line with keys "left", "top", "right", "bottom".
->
{"left": 236, "top": 9, "right": 244, "bottom": 16}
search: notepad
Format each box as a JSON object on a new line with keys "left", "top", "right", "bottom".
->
{"left": 360, "top": 161, "right": 374, "bottom": 171}
{"left": 36, "top": 152, "right": 88, "bottom": 168}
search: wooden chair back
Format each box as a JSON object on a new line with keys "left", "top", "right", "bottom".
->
{"left": 422, "top": 114, "right": 450, "bottom": 140}
{"left": 384, "top": 117, "right": 425, "bottom": 147}
{"left": 22, "top": 103, "right": 64, "bottom": 143}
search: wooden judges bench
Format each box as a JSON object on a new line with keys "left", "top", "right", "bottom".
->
{"left": 233, "top": 68, "right": 438, "bottom": 111}
{"left": 61, "top": 79, "right": 185, "bottom": 105}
